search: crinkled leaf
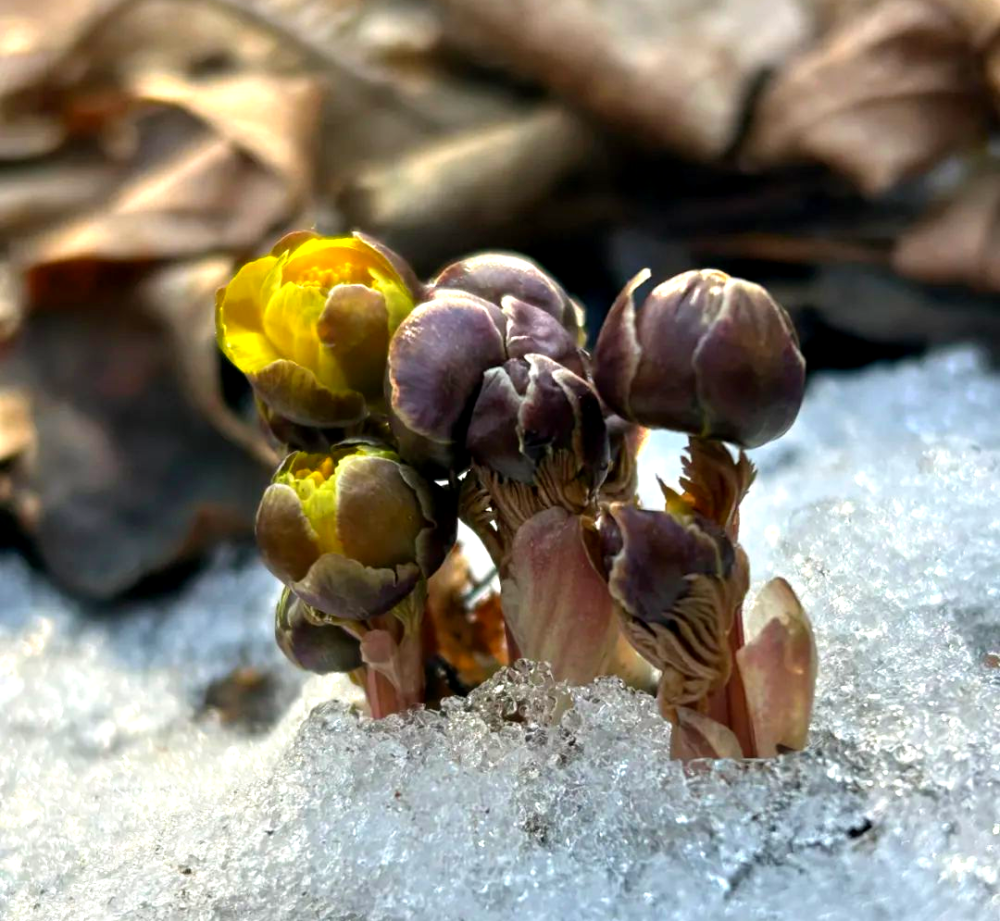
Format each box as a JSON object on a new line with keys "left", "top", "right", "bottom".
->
{"left": 433, "top": 0, "right": 809, "bottom": 160}
{"left": 742, "top": 0, "right": 990, "bottom": 194}
{"left": 893, "top": 169, "right": 1000, "bottom": 291}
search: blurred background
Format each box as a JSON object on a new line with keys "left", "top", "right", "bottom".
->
{"left": 2, "top": 0, "right": 999, "bottom": 602}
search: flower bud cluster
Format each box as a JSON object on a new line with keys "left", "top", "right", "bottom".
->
{"left": 217, "top": 231, "right": 816, "bottom": 753}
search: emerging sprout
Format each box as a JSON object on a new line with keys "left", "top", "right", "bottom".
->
{"left": 593, "top": 268, "right": 806, "bottom": 448}
{"left": 597, "top": 499, "right": 747, "bottom": 709}
{"left": 216, "top": 231, "right": 418, "bottom": 427}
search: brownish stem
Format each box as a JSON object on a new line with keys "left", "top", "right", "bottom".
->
{"left": 504, "top": 621, "right": 522, "bottom": 663}
{"left": 362, "top": 617, "right": 426, "bottom": 719}
{"left": 706, "top": 606, "right": 756, "bottom": 757}
{"left": 365, "top": 666, "right": 406, "bottom": 719}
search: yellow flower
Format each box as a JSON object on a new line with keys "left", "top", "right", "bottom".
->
{"left": 255, "top": 442, "right": 456, "bottom": 622}
{"left": 216, "top": 231, "right": 418, "bottom": 426}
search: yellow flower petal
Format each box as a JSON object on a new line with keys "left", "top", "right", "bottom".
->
{"left": 370, "top": 266, "right": 414, "bottom": 333}
{"left": 249, "top": 359, "right": 365, "bottom": 427}
{"left": 216, "top": 255, "right": 281, "bottom": 372}
{"left": 262, "top": 282, "right": 345, "bottom": 391}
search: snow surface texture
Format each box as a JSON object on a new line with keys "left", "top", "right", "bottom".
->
{"left": 2, "top": 348, "right": 999, "bottom": 921}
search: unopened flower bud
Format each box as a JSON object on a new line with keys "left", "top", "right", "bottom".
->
{"left": 385, "top": 284, "right": 586, "bottom": 475}
{"left": 593, "top": 269, "right": 805, "bottom": 448}
{"left": 466, "top": 354, "right": 608, "bottom": 494}
{"left": 255, "top": 443, "right": 455, "bottom": 621}
{"left": 430, "top": 252, "right": 585, "bottom": 343}
{"left": 275, "top": 587, "right": 362, "bottom": 673}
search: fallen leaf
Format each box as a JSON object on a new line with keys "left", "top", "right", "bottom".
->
{"left": 340, "top": 106, "right": 599, "bottom": 260}
{"left": 200, "top": 666, "right": 284, "bottom": 731}
{"left": 0, "top": 262, "right": 23, "bottom": 345}
{"left": 17, "top": 131, "right": 289, "bottom": 277}
{"left": 0, "top": 389, "right": 34, "bottom": 463}
{"left": 742, "top": 0, "right": 990, "bottom": 194}
{"left": 0, "top": 155, "right": 120, "bottom": 236}
{"left": 130, "top": 71, "right": 323, "bottom": 200}
{"left": 432, "top": 0, "right": 811, "bottom": 160}
{"left": 13, "top": 70, "right": 322, "bottom": 281}
{"left": 137, "top": 257, "right": 277, "bottom": 466}
{"left": 426, "top": 545, "right": 508, "bottom": 687}
{"left": 893, "top": 168, "right": 1000, "bottom": 290}
{"left": 0, "top": 306, "right": 269, "bottom": 598}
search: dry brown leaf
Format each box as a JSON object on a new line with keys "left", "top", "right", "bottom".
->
{"left": 0, "top": 389, "right": 35, "bottom": 464}
{"left": 893, "top": 169, "right": 1000, "bottom": 289}
{"left": 11, "top": 69, "right": 322, "bottom": 278}
{"left": 0, "top": 306, "right": 268, "bottom": 598}
{"left": 0, "top": 0, "right": 129, "bottom": 158}
{"left": 932, "top": 0, "right": 1000, "bottom": 100}
{"left": 340, "top": 106, "right": 600, "bottom": 259}
{"left": 426, "top": 545, "right": 507, "bottom": 688}
{"left": 15, "top": 134, "right": 287, "bottom": 277}
{"left": 130, "top": 71, "right": 323, "bottom": 199}
{"left": 930, "top": 0, "right": 1000, "bottom": 49}
{"left": 743, "top": 0, "right": 990, "bottom": 195}
{"left": 0, "top": 156, "right": 120, "bottom": 235}
{"left": 432, "top": 0, "right": 810, "bottom": 160}
{"left": 0, "top": 262, "right": 23, "bottom": 345}
{"left": 0, "top": 0, "right": 121, "bottom": 95}
{"left": 138, "top": 257, "right": 277, "bottom": 466}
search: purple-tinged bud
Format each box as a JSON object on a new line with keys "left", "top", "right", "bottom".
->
{"left": 593, "top": 269, "right": 805, "bottom": 448}
{"left": 385, "top": 287, "right": 587, "bottom": 476}
{"left": 597, "top": 502, "right": 747, "bottom": 708}
{"left": 275, "top": 587, "right": 363, "bottom": 674}
{"left": 430, "top": 252, "right": 585, "bottom": 343}
{"left": 466, "top": 354, "right": 609, "bottom": 493}
{"left": 385, "top": 291, "right": 507, "bottom": 474}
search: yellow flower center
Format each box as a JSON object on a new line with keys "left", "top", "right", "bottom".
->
{"left": 291, "top": 456, "right": 337, "bottom": 493}
{"left": 296, "top": 266, "right": 356, "bottom": 296}
{"left": 275, "top": 447, "right": 401, "bottom": 557}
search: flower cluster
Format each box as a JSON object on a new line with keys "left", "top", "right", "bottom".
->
{"left": 216, "top": 231, "right": 817, "bottom": 755}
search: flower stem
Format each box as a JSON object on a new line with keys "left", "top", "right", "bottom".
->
{"left": 706, "top": 606, "right": 756, "bottom": 757}
{"left": 365, "top": 666, "right": 408, "bottom": 719}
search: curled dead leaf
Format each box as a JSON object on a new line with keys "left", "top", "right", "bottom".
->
{"left": 0, "top": 389, "right": 35, "bottom": 464}
{"left": 742, "top": 0, "right": 990, "bottom": 194}
{"left": 432, "top": 0, "right": 810, "bottom": 160}
{"left": 893, "top": 168, "right": 1000, "bottom": 290}
{"left": 16, "top": 133, "right": 288, "bottom": 280}
{"left": 0, "top": 308, "right": 268, "bottom": 598}
{"left": 426, "top": 545, "right": 508, "bottom": 688}
{"left": 129, "top": 71, "right": 323, "bottom": 201}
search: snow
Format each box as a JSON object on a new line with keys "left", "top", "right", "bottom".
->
{"left": 2, "top": 348, "right": 999, "bottom": 920}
